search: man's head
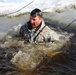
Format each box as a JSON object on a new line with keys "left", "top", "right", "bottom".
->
{"left": 30, "top": 8, "right": 43, "bottom": 28}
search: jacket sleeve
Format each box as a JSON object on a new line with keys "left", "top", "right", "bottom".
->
{"left": 42, "top": 25, "right": 62, "bottom": 42}
{"left": 20, "top": 24, "right": 26, "bottom": 37}
{"left": 49, "top": 29, "right": 65, "bottom": 41}
{"left": 20, "top": 26, "right": 23, "bottom": 37}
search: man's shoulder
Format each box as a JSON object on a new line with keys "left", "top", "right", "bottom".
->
{"left": 20, "top": 21, "right": 30, "bottom": 29}
{"left": 43, "top": 24, "right": 52, "bottom": 31}
{"left": 20, "top": 21, "right": 30, "bottom": 36}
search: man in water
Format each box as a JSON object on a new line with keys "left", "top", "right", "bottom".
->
{"left": 20, "top": 8, "right": 60, "bottom": 43}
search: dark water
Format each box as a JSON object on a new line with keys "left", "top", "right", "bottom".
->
{"left": 37, "top": 34, "right": 76, "bottom": 75}
{"left": 0, "top": 13, "right": 76, "bottom": 75}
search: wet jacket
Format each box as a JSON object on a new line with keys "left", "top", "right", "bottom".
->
{"left": 20, "top": 20, "right": 60, "bottom": 43}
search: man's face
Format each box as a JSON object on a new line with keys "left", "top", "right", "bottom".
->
{"left": 30, "top": 16, "right": 42, "bottom": 28}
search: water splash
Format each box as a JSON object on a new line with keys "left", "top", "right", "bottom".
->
{"left": 0, "top": 24, "right": 74, "bottom": 71}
